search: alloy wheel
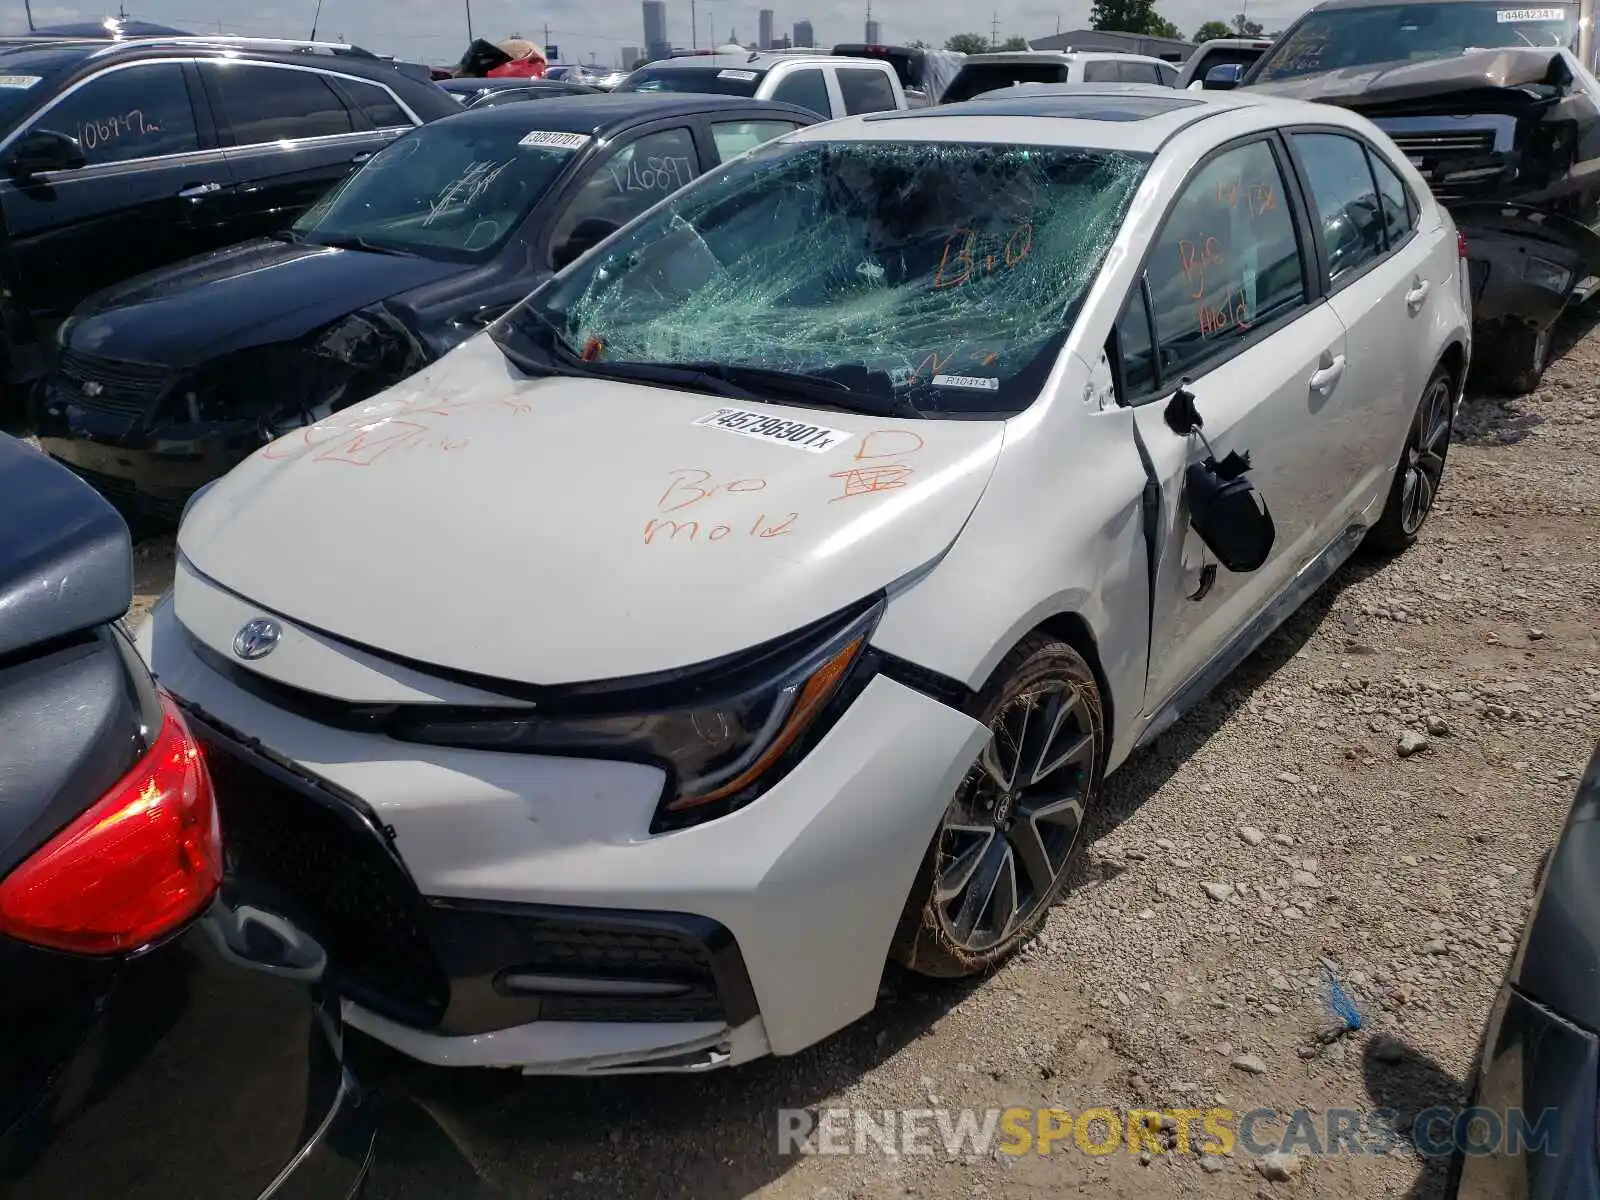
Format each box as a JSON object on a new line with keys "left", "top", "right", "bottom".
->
{"left": 1400, "top": 376, "right": 1453, "bottom": 536}
{"left": 934, "top": 681, "right": 1096, "bottom": 954}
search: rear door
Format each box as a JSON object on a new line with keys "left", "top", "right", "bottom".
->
{"left": 1116, "top": 134, "right": 1351, "bottom": 713}
{"left": 0, "top": 59, "right": 230, "bottom": 328}
{"left": 763, "top": 66, "right": 835, "bottom": 118}
{"left": 1282, "top": 127, "right": 1446, "bottom": 522}
{"left": 199, "top": 60, "right": 380, "bottom": 241}
{"left": 831, "top": 64, "right": 901, "bottom": 114}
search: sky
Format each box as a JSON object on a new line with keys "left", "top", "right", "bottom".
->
{"left": 2, "top": 0, "right": 1316, "bottom": 67}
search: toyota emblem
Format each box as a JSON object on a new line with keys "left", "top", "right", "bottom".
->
{"left": 233, "top": 618, "right": 281, "bottom": 660}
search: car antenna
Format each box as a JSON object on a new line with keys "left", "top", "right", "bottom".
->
{"left": 748, "top": 50, "right": 759, "bottom": 62}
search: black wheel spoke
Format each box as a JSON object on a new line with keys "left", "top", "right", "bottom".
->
{"left": 950, "top": 833, "right": 1010, "bottom": 942}
{"left": 935, "top": 826, "right": 993, "bottom": 905}
{"left": 1008, "top": 816, "right": 1058, "bottom": 898}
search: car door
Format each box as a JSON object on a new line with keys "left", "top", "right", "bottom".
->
{"left": 1115, "top": 135, "right": 1350, "bottom": 714}
{"left": 833, "top": 65, "right": 899, "bottom": 114}
{"left": 765, "top": 67, "right": 835, "bottom": 119}
{"left": 199, "top": 60, "right": 375, "bottom": 241}
{"left": 1116, "top": 60, "right": 1165, "bottom": 84}
{"left": 0, "top": 59, "right": 229, "bottom": 327}
{"left": 541, "top": 123, "right": 703, "bottom": 272}
{"left": 1080, "top": 59, "right": 1120, "bottom": 82}
{"left": 1283, "top": 128, "right": 1448, "bottom": 521}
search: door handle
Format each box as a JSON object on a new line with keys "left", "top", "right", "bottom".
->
{"left": 1309, "top": 352, "right": 1346, "bottom": 394}
{"left": 1406, "top": 277, "right": 1431, "bottom": 314}
{"left": 177, "top": 182, "right": 222, "bottom": 199}
{"left": 350, "top": 151, "right": 373, "bottom": 164}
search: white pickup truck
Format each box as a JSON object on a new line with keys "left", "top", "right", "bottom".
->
{"left": 613, "top": 51, "right": 907, "bottom": 119}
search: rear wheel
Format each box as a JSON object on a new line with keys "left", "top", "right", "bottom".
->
{"left": 1366, "top": 367, "right": 1454, "bottom": 554}
{"left": 890, "top": 635, "right": 1104, "bottom": 978}
{"left": 1478, "top": 322, "right": 1552, "bottom": 396}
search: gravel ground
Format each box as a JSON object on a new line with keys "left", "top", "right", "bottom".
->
{"left": 103, "top": 314, "right": 1599, "bottom": 1199}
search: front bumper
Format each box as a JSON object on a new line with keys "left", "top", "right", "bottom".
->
{"left": 139, "top": 592, "right": 989, "bottom": 1073}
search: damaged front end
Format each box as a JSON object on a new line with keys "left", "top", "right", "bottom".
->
{"left": 37, "top": 306, "right": 432, "bottom": 522}
{"left": 1255, "top": 42, "right": 1600, "bottom": 391}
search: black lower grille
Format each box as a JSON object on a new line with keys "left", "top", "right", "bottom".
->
{"left": 57, "top": 350, "right": 170, "bottom": 419}
{"left": 193, "top": 719, "right": 450, "bottom": 1029}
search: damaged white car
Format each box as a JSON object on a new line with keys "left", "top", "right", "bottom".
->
{"left": 141, "top": 86, "right": 1470, "bottom": 1075}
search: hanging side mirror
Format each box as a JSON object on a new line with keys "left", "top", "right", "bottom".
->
{"left": 1165, "top": 385, "right": 1275, "bottom": 572}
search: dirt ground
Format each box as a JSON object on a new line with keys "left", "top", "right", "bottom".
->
{"left": 112, "top": 314, "right": 1599, "bottom": 1199}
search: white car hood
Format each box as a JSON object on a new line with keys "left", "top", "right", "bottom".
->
{"left": 179, "top": 335, "right": 1005, "bottom": 686}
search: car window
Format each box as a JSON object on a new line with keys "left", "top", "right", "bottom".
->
{"left": 339, "top": 78, "right": 411, "bottom": 128}
{"left": 1291, "top": 131, "right": 1386, "bottom": 283}
{"left": 209, "top": 64, "right": 354, "bottom": 145}
{"left": 1157, "top": 63, "right": 1179, "bottom": 86}
{"left": 835, "top": 66, "right": 897, "bottom": 114}
{"left": 1082, "top": 60, "right": 1119, "bottom": 82}
{"left": 769, "top": 68, "right": 831, "bottom": 116}
{"left": 1366, "top": 145, "right": 1416, "bottom": 250}
{"left": 30, "top": 62, "right": 199, "bottom": 165}
{"left": 710, "top": 119, "right": 800, "bottom": 161}
{"left": 1118, "top": 62, "right": 1162, "bottom": 83}
{"left": 548, "top": 127, "right": 699, "bottom": 257}
{"left": 1146, "top": 139, "right": 1306, "bottom": 380}
{"left": 1117, "top": 285, "right": 1158, "bottom": 397}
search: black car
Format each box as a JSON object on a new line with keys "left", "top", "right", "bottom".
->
{"left": 0, "top": 35, "right": 459, "bottom": 426}
{"left": 1449, "top": 742, "right": 1600, "bottom": 1197}
{"left": 436, "top": 76, "right": 603, "bottom": 107}
{"left": 35, "top": 93, "right": 817, "bottom": 520}
{"left": 0, "top": 434, "right": 372, "bottom": 1199}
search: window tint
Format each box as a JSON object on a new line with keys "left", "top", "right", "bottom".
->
{"left": 549, "top": 127, "right": 698, "bottom": 257}
{"left": 1367, "top": 146, "right": 1416, "bottom": 249}
{"left": 1082, "top": 60, "right": 1119, "bottom": 82}
{"left": 33, "top": 63, "right": 198, "bottom": 165}
{"left": 340, "top": 78, "right": 410, "bottom": 128}
{"left": 769, "top": 68, "right": 831, "bottom": 116}
{"left": 836, "top": 66, "right": 897, "bottom": 114}
{"left": 1118, "top": 61, "right": 1163, "bottom": 83}
{"left": 210, "top": 64, "right": 354, "bottom": 144}
{"left": 1146, "top": 139, "right": 1305, "bottom": 378}
{"left": 1159, "top": 63, "right": 1179, "bottom": 86}
{"left": 1117, "top": 286, "right": 1158, "bottom": 397}
{"left": 1291, "top": 131, "right": 1386, "bottom": 282}
{"left": 711, "top": 119, "right": 799, "bottom": 161}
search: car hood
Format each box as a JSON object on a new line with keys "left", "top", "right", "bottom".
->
{"left": 177, "top": 335, "right": 1006, "bottom": 686}
{"left": 68, "top": 238, "right": 464, "bottom": 369}
{"left": 1248, "top": 47, "right": 1567, "bottom": 108}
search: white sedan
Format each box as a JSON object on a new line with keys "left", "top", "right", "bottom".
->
{"left": 142, "top": 85, "right": 1469, "bottom": 1074}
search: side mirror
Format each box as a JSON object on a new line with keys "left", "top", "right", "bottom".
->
{"left": 1203, "top": 64, "right": 1244, "bottom": 90}
{"left": 1165, "top": 386, "right": 1275, "bottom": 573}
{"left": 552, "top": 217, "right": 620, "bottom": 271}
{"left": 7, "top": 128, "right": 87, "bottom": 176}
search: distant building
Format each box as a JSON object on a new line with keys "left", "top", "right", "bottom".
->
{"left": 1029, "top": 28, "right": 1195, "bottom": 61}
{"left": 621, "top": 44, "right": 641, "bottom": 66}
{"left": 794, "top": 18, "right": 814, "bottom": 46}
{"left": 773, "top": 33, "right": 792, "bottom": 48}
{"left": 643, "top": 0, "right": 669, "bottom": 60}
{"left": 759, "top": 8, "right": 774, "bottom": 49}
{"left": 865, "top": 18, "right": 881, "bottom": 43}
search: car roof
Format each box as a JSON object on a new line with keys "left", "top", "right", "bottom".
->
{"left": 798, "top": 83, "right": 1345, "bottom": 152}
{"left": 0, "top": 35, "right": 432, "bottom": 87}
{"left": 630, "top": 52, "right": 839, "bottom": 70}
{"left": 431, "top": 91, "right": 816, "bottom": 133}
{"left": 955, "top": 50, "right": 1171, "bottom": 64}
{"left": 0, "top": 38, "right": 102, "bottom": 75}
{"left": 1312, "top": 0, "right": 1571, "bottom": 9}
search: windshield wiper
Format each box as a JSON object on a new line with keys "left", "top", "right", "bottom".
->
{"left": 306, "top": 234, "right": 419, "bottom": 257}
{"left": 670, "top": 361, "right": 922, "bottom": 419}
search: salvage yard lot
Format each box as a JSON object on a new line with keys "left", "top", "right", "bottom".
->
{"left": 125, "top": 317, "right": 1599, "bottom": 1199}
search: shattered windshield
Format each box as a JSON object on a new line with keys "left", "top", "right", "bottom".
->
{"left": 1255, "top": 1, "right": 1579, "bottom": 81}
{"left": 493, "top": 138, "right": 1148, "bottom": 416}
{"left": 290, "top": 120, "right": 587, "bottom": 262}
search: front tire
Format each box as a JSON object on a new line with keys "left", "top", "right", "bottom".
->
{"left": 1478, "top": 322, "right": 1552, "bottom": 396}
{"left": 890, "top": 635, "right": 1105, "bottom": 979}
{"left": 1365, "top": 367, "right": 1454, "bottom": 554}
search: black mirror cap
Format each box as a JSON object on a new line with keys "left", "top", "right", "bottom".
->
{"left": 0, "top": 436, "right": 132, "bottom": 656}
{"left": 1185, "top": 460, "right": 1275, "bottom": 573}
{"left": 1203, "top": 64, "right": 1243, "bottom": 90}
{"left": 7, "top": 129, "right": 87, "bottom": 176}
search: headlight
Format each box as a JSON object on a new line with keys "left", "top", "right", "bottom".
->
{"left": 1523, "top": 255, "right": 1572, "bottom": 295}
{"left": 388, "top": 598, "right": 884, "bottom": 831}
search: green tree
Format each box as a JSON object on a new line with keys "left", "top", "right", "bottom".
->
{"left": 1193, "top": 19, "right": 1232, "bottom": 41}
{"left": 1232, "top": 12, "right": 1264, "bottom": 34}
{"left": 1149, "top": 15, "right": 1181, "bottom": 37}
{"left": 945, "top": 32, "right": 989, "bottom": 53}
{"left": 1001, "top": 35, "right": 1031, "bottom": 49}
{"left": 907, "top": 38, "right": 930, "bottom": 48}
{"left": 1089, "top": 0, "right": 1157, "bottom": 32}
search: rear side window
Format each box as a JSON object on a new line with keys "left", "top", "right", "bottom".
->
{"left": 1118, "top": 62, "right": 1163, "bottom": 83}
{"left": 710, "top": 119, "right": 799, "bottom": 161}
{"left": 1146, "top": 139, "right": 1306, "bottom": 378}
{"left": 339, "top": 78, "right": 411, "bottom": 129}
{"left": 209, "top": 64, "right": 355, "bottom": 145}
{"left": 1082, "top": 60, "right": 1119, "bottom": 82}
{"left": 1367, "top": 146, "right": 1417, "bottom": 249}
{"left": 1291, "top": 131, "right": 1386, "bottom": 283}
{"left": 1157, "top": 63, "right": 1179, "bottom": 86}
{"left": 769, "top": 68, "right": 831, "bottom": 116}
{"left": 31, "top": 62, "right": 199, "bottom": 165}
{"left": 836, "top": 66, "right": 897, "bottom": 114}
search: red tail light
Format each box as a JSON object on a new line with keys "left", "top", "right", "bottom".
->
{"left": 0, "top": 694, "right": 222, "bottom": 954}
{"left": 1458, "top": 230, "right": 1469, "bottom": 259}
